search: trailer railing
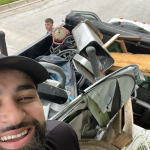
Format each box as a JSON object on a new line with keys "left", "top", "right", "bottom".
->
{"left": 0, "top": 31, "right": 8, "bottom": 56}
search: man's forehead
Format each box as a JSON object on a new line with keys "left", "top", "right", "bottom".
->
{"left": 45, "top": 22, "right": 52, "bottom": 24}
{"left": 0, "top": 70, "right": 35, "bottom": 86}
{"left": 0, "top": 69, "right": 28, "bottom": 77}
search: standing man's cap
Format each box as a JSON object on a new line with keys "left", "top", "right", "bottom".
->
{"left": 0, "top": 54, "right": 48, "bottom": 85}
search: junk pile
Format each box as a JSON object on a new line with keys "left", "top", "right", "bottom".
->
{"left": 34, "top": 20, "right": 150, "bottom": 150}
{"left": 2, "top": 16, "right": 150, "bottom": 149}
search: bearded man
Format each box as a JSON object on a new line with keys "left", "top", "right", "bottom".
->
{"left": 0, "top": 54, "right": 80, "bottom": 150}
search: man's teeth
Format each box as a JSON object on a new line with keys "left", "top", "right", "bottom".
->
{"left": 0, "top": 130, "right": 28, "bottom": 142}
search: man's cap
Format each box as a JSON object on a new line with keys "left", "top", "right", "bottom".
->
{"left": 0, "top": 54, "right": 48, "bottom": 85}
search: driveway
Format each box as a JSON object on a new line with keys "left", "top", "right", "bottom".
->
{"left": 0, "top": 0, "right": 150, "bottom": 55}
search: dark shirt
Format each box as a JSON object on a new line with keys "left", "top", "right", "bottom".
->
{"left": 45, "top": 120, "right": 80, "bottom": 150}
{"left": 46, "top": 31, "right": 52, "bottom": 34}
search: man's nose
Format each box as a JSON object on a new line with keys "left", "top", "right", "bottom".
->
{"left": 0, "top": 98, "right": 26, "bottom": 126}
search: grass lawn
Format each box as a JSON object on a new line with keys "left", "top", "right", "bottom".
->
{"left": 0, "top": 0, "right": 19, "bottom": 5}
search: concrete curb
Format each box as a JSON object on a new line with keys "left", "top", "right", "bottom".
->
{"left": 0, "top": 0, "right": 42, "bottom": 13}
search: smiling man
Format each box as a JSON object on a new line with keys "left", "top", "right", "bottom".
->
{"left": 0, "top": 55, "right": 80, "bottom": 150}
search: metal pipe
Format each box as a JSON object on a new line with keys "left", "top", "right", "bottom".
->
{"left": 0, "top": 31, "right": 8, "bottom": 56}
{"left": 134, "top": 98, "right": 150, "bottom": 110}
{"left": 86, "top": 46, "right": 101, "bottom": 81}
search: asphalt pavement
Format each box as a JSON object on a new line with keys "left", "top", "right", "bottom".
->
{"left": 0, "top": 0, "right": 150, "bottom": 55}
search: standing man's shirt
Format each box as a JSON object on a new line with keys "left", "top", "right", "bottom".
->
{"left": 45, "top": 120, "right": 80, "bottom": 150}
{"left": 46, "top": 31, "right": 52, "bottom": 34}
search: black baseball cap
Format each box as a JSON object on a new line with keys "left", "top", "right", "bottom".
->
{"left": 0, "top": 54, "right": 48, "bottom": 85}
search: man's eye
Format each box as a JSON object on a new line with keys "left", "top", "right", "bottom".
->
{"left": 18, "top": 97, "right": 33, "bottom": 101}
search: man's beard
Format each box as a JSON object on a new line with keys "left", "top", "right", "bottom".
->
{"left": 0, "top": 119, "right": 46, "bottom": 150}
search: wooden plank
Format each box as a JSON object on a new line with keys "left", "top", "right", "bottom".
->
{"left": 113, "top": 110, "right": 122, "bottom": 137}
{"left": 103, "top": 98, "right": 133, "bottom": 149}
{"left": 115, "top": 40, "right": 128, "bottom": 53}
{"left": 109, "top": 52, "right": 150, "bottom": 77}
{"left": 103, "top": 35, "right": 128, "bottom": 53}
{"left": 124, "top": 97, "right": 133, "bottom": 137}
{"left": 112, "top": 131, "right": 132, "bottom": 149}
{"left": 111, "top": 98, "right": 133, "bottom": 149}
{"left": 103, "top": 34, "right": 120, "bottom": 48}
{"left": 103, "top": 110, "right": 122, "bottom": 143}
{"left": 118, "top": 35, "right": 141, "bottom": 41}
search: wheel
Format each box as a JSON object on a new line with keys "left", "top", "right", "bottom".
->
{"left": 56, "top": 49, "right": 79, "bottom": 61}
{"left": 64, "top": 35, "right": 76, "bottom": 49}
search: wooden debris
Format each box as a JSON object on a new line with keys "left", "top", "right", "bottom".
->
{"left": 110, "top": 52, "right": 150, "bottom": 77}
{"left": 103, "top": 98, "right": 133, "bottom": 150}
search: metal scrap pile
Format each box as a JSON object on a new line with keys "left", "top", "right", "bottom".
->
{"left": 1, "top": 15, "right": 150, "bottom": 150}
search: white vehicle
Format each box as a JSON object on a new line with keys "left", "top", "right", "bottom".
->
{"left": 108, "top": 18, "right": 150, "bottom": 32}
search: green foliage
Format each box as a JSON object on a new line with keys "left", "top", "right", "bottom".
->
{"left": 0, "top": 0, "right": 19, "bottom": 5}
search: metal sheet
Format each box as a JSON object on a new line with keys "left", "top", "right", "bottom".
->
{"left": 72, "top": 21, "right": 114, "bottom": 72}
